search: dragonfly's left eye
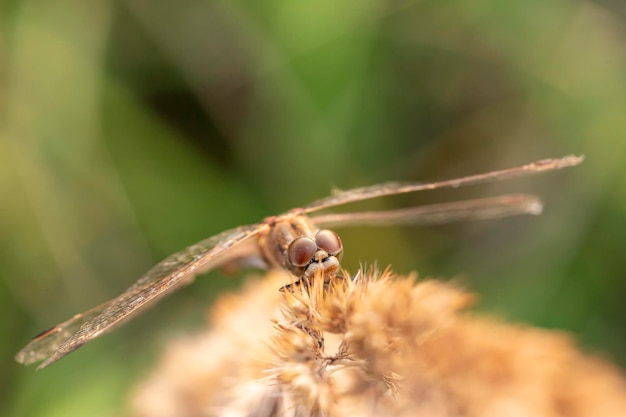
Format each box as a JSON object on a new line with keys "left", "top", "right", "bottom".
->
{"left": 287, "top": 237, "right": 318, "bottom": 268}
{"left": 315, "top": 230, "right": 343, "bottom": 259}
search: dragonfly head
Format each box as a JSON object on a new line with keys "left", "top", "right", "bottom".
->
{"left": 286, "top": 229, "right": 343, "bottom": 279}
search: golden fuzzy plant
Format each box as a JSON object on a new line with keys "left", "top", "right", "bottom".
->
{"left": 131, "top": 269, "right": 626, "bottom": 417}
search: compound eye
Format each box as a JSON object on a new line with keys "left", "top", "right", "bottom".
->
{"left": 315, "top": 230, "right": 343, "bottom": 257}
{"left": 287, "top": 237, "right": 317, "bottom": 267}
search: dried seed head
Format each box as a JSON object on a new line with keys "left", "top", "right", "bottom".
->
{"left": 132, "top": 268, "right": 626, "bottom": 417}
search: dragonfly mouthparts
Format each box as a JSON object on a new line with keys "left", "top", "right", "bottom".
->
{"left": 303, "top": 256, "right": 341, "bottom": 281}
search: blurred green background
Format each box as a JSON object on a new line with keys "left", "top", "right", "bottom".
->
{"left": 2, "top": 1, "right": 626, "bottom": 416}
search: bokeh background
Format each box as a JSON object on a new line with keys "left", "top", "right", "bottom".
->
{"left": 2, "top": 1, "right": 626, "bottom": 416}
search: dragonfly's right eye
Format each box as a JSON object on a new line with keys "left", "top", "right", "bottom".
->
{"left": 287, "top": 237, "right": 317, "bottom": 268}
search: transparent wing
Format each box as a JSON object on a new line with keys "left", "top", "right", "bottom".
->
{"left": 311, "top": 194, "right": 542, "bottom": 228}
{"left": 16, "top": 223, "right": 266, "bottom": 369}
{"left": 303, "top": 155, "right": 583, "bottom": 213}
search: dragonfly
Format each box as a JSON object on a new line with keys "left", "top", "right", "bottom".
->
{"left": 16, "top": 155, "right": 583, "bottom": 369}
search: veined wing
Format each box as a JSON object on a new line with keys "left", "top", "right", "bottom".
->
{"left": 303, "top": 155, "right": 583, "bottom": 213}
{"left": 16, "top": 223, "right": 266, "bottom": 369}
{"left": 311, "top": 194, "right": 543, "bottom": 228}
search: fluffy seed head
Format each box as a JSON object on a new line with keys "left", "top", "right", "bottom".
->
{"left": 132, "top": 268, "right": 626, "bottom": 417}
